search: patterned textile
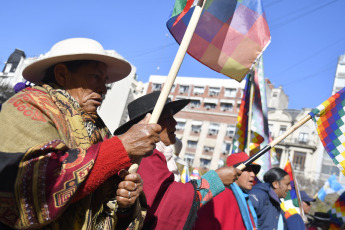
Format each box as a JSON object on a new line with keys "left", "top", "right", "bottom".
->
{"left": 167, "top": 0, "right": 271, "bottom": 81}
{"left": 309, "top": 87, "right": 345, "bottom": 175}
{"left": 0, "top": 84, "right": 134, "bottom": 229}
{"left": 328, "top": 191, "right": 345, "bottom": 229}
{"left": 231, "top": 57, "right": 271, "bottom": 179}
{"left": 281, "top": 159, "right": 303, "bottom": 218}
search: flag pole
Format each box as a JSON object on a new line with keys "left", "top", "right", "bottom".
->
{"left": 129, "top": 0, "right": 207, "bottom": 173}
{"left": 236, "top": 113, "right": 312, "bottom": 170}
{"left": 246, "top": 70, "right": 255, "bottom": 156}
{"left": 289, "top": 156, "right": 306, "bottom": 219}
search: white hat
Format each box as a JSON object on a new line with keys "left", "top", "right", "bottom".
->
{"left": 22, "top": 38, "right": 132, "bottom": 84}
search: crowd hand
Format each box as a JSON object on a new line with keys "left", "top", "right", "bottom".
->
{"left": 215, "top": 166, "right": 242, "bottom": 186}
{"left": 116, "top": 172, "right": 143, "bottom": 209}
{"left": 118, "top": 113, "right": 161, "bottom": 161}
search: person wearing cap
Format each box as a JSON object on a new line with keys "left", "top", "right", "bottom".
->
{"left": 0, "top": 38, "right": 161, "bottom": 229}
{"left": 192, "top": 152, "right": 260, "bottom": 230}
{"left": 248, "top": 167, "right": 292, "bottom": 230}
{"left": 300, "top": 190, "right": 316, "bottom": 215}
{"left": 114, "top": 91, "right": 242, "bottom": 230}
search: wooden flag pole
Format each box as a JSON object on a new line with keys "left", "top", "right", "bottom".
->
{"left": 128, "top": 0, "right": 207, "bottom": 173}
{"left": 246, "top": 70, "right": 255, "bottom": 156}
{"left": 236, "top": 113, "right": 312, "bottom": 171}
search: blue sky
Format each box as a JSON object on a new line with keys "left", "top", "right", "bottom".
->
{"left": 1, "top": 0, "right": 344, "bottom": 110}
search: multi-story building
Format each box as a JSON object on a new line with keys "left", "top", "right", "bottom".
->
{"left": 146, "top": 75, "right": 250, "bottom": 170}
{"left": 145, "top": 74, "right": 336, "bottom": 191}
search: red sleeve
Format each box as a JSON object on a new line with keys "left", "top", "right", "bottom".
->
{"left": 138, "top": 150, "right": 195, "bottom": 230}
{"left": 73, "top": 136, "right": 132, "bottom": 201}
{"left": 193, "top": 188, "right": 246, "bottom": 230}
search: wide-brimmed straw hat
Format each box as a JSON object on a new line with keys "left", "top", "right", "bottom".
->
{"left": 114, "top": 91, "right": 190, "bottom": 135}
{"left": 22, "top": 38, "right": 131, "bottom": 84}
{"left": 226, "top": 152, "right": 261, "bottom": 175}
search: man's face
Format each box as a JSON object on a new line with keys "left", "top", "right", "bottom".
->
{"left": 235, "top": 165, "right": 256, "bottom": 191}
{"left": 274, "top": 174, "right": 291, "bottom": 199}
{"left": 302, "top": 201, "right": 311, "bottom": 214}
{"left": 62, "top": 62, "right": 108, "bottom": 113}
{"left": 158, "top": 109, "right": 177, "bottom": 146}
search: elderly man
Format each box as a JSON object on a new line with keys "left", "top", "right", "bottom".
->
{"left": 193, "top": 152, "right": 260, "bottom": 230}
{"left": 0, "top": 38, "right": 160, "bottom": 229}
{"left": 114, "top": 91, "right": 242, "bottom": 230}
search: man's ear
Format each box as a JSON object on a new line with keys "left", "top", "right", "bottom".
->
{"left": 272, "top": 181, "right": 279, "bottom": 189}
{"left": 54, "top": 64, "right": 68, "bottom": 87}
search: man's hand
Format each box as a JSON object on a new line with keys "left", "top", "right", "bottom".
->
{"left": 215, "top": 166, "right": 242, "bottom": 186}
{"left": 118, "top": 113, "right": 161, "bottom": 160}
{"left": 116, "top": 172, "right": 143, "bottom": 209}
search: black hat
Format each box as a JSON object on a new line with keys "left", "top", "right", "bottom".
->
{"left": 114, "top": 91, "right": 190, "bottom": 135}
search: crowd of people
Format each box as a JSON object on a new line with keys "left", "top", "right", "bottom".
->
{"left": 0, "top": 38, "right": 334, "bottom": 230}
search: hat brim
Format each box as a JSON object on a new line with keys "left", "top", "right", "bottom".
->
{"left": 234, "top": 163, "right": 261, "bottom": 175}
{"left": 114, "top": 99, "right": 190, "bottom": 136}
{"left": 22, "top": 53, "right": 132, "bottom": 84}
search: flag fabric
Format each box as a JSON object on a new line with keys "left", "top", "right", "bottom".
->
{"left": 231, "top": 72, "right": 252, "bottom": 154}
{"left": 231, "top": 57, "right": 271, "bottom": 179}
{"left": 328, "top": 191, "right": 345, "bottom": 229}
{"left": 181, "top": 165, "right": 190, "bottom": 183}
{"left": 281, "top": 158, "right": 303, "bottom": 218}
{"left": 317, "top": 174, "right": 345, "bottom": 201}
{"left": 167, "top": 0, "right": 271, "bottom": 82}
{"left": 309, "top": 87, "right": 345, "bottom": 175}
{"left": 190, "top": 167, "right": 201, "bottom": 180}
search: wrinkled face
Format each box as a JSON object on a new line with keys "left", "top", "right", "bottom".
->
{"left": 158, "top": 109, "right": 177, "bottom": 146}
{"left": 235, "top": 165, "right": 256, "bottom": 191}
{"left": 56, "top": 62, "right": 108, "bottom": 114}
{"left": 274, "top": 174, "right": 291, "bottom": 199}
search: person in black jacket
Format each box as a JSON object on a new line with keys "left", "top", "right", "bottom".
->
{"left": 248, "top": 167, "right": 291, "bottom": 230}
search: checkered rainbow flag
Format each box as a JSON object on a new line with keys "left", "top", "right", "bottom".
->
{"left": 167, "top": 0, "right": 271, "bottom": 82}
{"left": 328, "top": 191, "right": 345, "bottom": 229}
{"left": 309, "top": 87, "right": 345, "bottom": 175}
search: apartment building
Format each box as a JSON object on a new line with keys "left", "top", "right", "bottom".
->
{"left": 146, "top": 75, "right": 248, "bottom": 170}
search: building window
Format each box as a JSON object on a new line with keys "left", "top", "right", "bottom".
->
{"left": 279, "top": 125, "right": 287, "bottom": 136}
{"left": 321, "top": 164, "right": 340, "bottom": 175}
{"left": 176, "top": 122, "right": 186, "bottom": 131}
{"left": 273, "top": 92, "right": 278, "bottom": 97}
{"left": 187, "top": 140, "right": 198, "bottom": 148}
{"left": 222, "top": 142, "right": 231, "bottom": 155}
{"left": 204, "top": 103, "right": 216, "bottom": 110}
{"left": 190, "top": 100, "right": 201, "bottom": 108}
{"left": 184, "top": 154, "right": 194, "bottom": 166}
{"left": 203, "top": 146, "right": 214, "bottom": 152}
{"left": 224, "top": 88, "right": 237, "bottom": 97}
{"left": 209, "top": 87, "right": 220, "bottom": 96}
{"left": 208, "top": 123, "right": 220, "bottom": 135}
{"left": 226, "top": 125, "right": 236, "bottom": 137}
{"left": 193, "top": 86, "right": 205, "bottom": 95}
{"left": 275, "top": 148, "right": 282, "bottom": 164}
{"left": 152, "top": 83, "right": 162, "bottom": 91}
{"left": 220, "top": 103, "right": 233, "bottom": 111}
{"left": 200, "top": 158, "right": 211, "bottom": 168}
{"left": 179, "top": 85, "right": 189, "bottom": 94}
{"left": 298, "top": 132, "right": 308, "bottom": 144}
{"left": 293, "top": 151, "right": 306, "bottom": 171}
{"left": 192, "top": 125, "right": 202, "bottom": 133}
